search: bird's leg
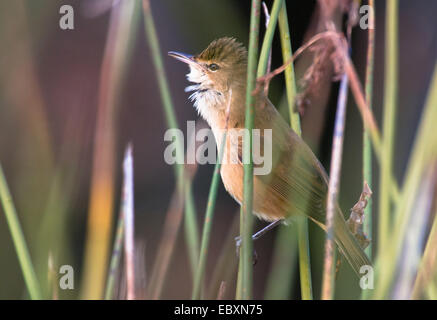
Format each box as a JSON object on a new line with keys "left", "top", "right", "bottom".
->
{"left": 235, "top": 219, "right": 283, "bottom": 261}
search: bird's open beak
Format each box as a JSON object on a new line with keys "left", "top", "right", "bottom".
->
{"left": 168, "top": 51, "right": 205, "bottom": 71}
{"left": 168, "top": 51, "right": 194, "bottom": 64}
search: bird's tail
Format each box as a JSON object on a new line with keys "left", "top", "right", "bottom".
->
{"left": 334, "top": 210, "right": 372, "bottom": 277}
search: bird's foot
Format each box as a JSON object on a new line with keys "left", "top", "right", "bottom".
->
{"left": 234, "top": 220, "right": 282, "bottom": 265}
{"left": 234, "top": 236, "right": 258, "bottom": 266}
{"left": 234, "top": 235, "right": 242, "bottom": 256}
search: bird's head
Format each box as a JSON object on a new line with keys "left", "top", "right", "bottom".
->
{"left": 169, "top": 38, "right": 247, "bottom": 122}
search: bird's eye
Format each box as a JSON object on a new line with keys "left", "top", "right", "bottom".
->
{"left": 208, "top": 63, "right": 219, "bottom": 71}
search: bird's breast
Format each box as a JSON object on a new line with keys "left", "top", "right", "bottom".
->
{"left": 218, "top": 134, "right": 289, "bottom": 222}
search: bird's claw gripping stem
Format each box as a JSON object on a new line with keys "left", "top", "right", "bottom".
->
{"left": 234, "top": 220, "right": 282, "bottom": 265}
{"left": 234, "top": 235, "right": 259, "bottom": 266}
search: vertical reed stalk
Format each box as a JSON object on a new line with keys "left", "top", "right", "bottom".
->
{"left": 184, "top": 181, "right": 200, "bottom": 277}
{"left": 257, "top": 0, "right": 283, "bottom": 76}
{"left": 412, "top": 191, "right": 437, "bottom": 298}
{"left": 321, "top": 72, "right": 349, "bottom": 300}
{"left": 392, "top": 165, "right": 435, "bottom": 299}
{"left": 148, "top": 189, "right": 184, "bottom": 299}
{"left": 192, "top": 91, "right": 233, "bottom": 300}
{"left": 207, "top": 213, "right": 239, "bottom": 299}
{"left": 238, "top": 0, "right": 261, "bottom": 300}
{"left": 104, "top": 203, "right": 125, "bottom": 300}
{"left": 373, "top": 62, "right": 437, "bottom": 299}
{"left": 184, "top": 122, "right": 200, "bottom": 277}
{"left": 122, "top": 145, "right": 135, "bottom": 300}
{"left": 363, "top": 0, "right": 375, "bottom": 259}
{"left": 142, "top": 0, "right": 184, "bottom": 184}
{"left": 278, "top": 1, "right": 313, "bottom": 300}
{"left": 0, "top": 164, "right": 41, "bottom": 299}
{"left": 236, "top": 232, "right": 243, "bottom": 299}
{"left": 278, "top": 3, "right": 300, "bottom": 134}
{"left": 81, "top": 0, "right": 139, "bottom": 299}
{"left": 253, "top": 2, "right": 302, "bottom": 300}
{"left": 378, "top": 0, "right": 398, "bottom": 253}
{"left": 264, "top": 224, "right": 298, "bottom": 299}
{"left": 142, "top": 0, "right": 199, "bottom": 290}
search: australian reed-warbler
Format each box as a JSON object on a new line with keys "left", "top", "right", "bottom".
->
{"left": 169, "top": 37, "right": 371, "bottom": 276}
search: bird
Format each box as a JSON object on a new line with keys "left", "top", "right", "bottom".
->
{"left": 169, "top": 37, "right": 371, "bottom": 276}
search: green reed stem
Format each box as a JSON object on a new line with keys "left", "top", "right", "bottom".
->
{"left": 264, "top": 223, "right": 298, "bottom": 299}
{"left": 238, "top": 0, "right": 261, "bottom": 300}
{"left": 258, "top": 1, "right": 302, "bottom": 299}
{"left": 412, "top": 201, "right": 437, "bottom": 298}
{"left": 343, "top": 46, "right": 400, "bottom": 205}
{"left": 278, "top": 1, "right": 313, "bottom": 300}
{"left": 81, "top": 0, "right": 139, "bottom": 299}
{"left": 236, "top": 238, "right": 243, "bottom": 299}
{"left": 142, "top": 0, "right": 199, "bottom": 286}
{"left": 257, "top": 0, "right": 283, "bottom": 77}
{"left": 296, "top": 218, "right": 313, "bottom": 299}
{"left": 378, "top": 0, "right": 398, "bottom": 254}
{"left": 278, "top": 2, "right": 300, "bottom": 134}
{"left": 373, "top": 61, "right": 437, "bottom": 299}
{"left": 363, "top": 0, "right": 375, "bottom": 260}
{"left": 142, "top": 0, "right": 183, "bottom": 185}
{"left": 184, "top": 181, "right": 200, "bottom": 277}
{"left": 104, "top": 204, "right": 125, "bottom": 299}
{"left": 0, "top": 164, "right": 41, "bottom": 299}
{"left": 207, "top": 214, "right": 239, "bottom": 299}
{"left": 192, "top": 114, "right": 231, "bottom": 299}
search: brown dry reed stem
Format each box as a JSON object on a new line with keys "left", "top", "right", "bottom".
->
{"left": 207, "top": 212, "right": 239, "bottom": 299}
{"left": 81, "top": 0, "right": 139, "bottom": 299}
{"left": 321, "top": 18, "right": 354, "bottom": 300}
{"left": 122, "top": 145, "right": 135, "bottom": 300}
{"left": 148, "top": 187, "right": 184, "bottom": 299}
{"left": 47, "top": 252, "right": 58, "bottom": 300}
{"left": 147, "top": 159, "right": 199, "bottom": 299}
{"left": 217, "top": 281, "right": 227, "bottom": 300}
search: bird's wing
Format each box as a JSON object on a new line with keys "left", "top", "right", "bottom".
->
{"left": 236, "top": 96, "right": 372, "bottom": 275}
{"left": 237, "top": 96, "right": 330, "bottom": 224}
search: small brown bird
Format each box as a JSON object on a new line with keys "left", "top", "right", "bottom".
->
{"left": 169, "top": 37, "right": 370, "bottom": 275}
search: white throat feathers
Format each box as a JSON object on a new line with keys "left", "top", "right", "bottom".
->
{"left": 184, "top": 64, "right": 225, "bottom": 126}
